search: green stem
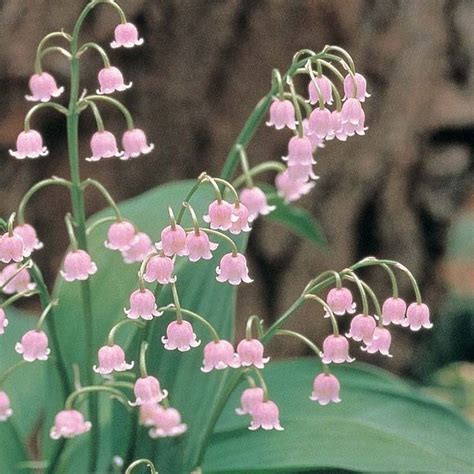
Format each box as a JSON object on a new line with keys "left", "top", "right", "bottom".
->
{"left": 24, "top": 103, "right": 69, "bottom": 131}
{"left": 271, "top": 69, "right": 285, "bottom": 100}
{"left": 232, "top": 161, "right": 285, "bottom": 189}
{"left": 252, "top": 368, "right": 269, "bottom": 401}
{"left": 85, "top": 100, "right": 105, "bottom": 132}
{"left": 0, "top": 289, "right": 37, "bottom": 308}
{"left": 0, "top": 360, "right": 28, "bottom": 386}
{"left": 65, "top": 385, "right": 130, "bottom": 410}
{"left": 171, "top": 282, "right": 183, "bottom": 323}
{"left": 125, "top": 459, "right": 157, "bottom": 474}
{"left": 236, "top": 145, "right": 254, "bottom": 187}
{"left": 182, "top": 202, "right": 201, "bottom": 233}
{"left": 85, "top": 95, "right": 135, "bottom": 129}
{"left": 81, "top": 179, "right": 121, "bottom": 219}
{"left": 175, "top": 173, "right": 207, "bottom": 224}
{"left": 35, "top": 31, "right": 72, "bottom": 73}
{"left": 380, "top": 263, "right": 399, "bottom": 299}
{"left": 36, "top": 298, "right": 59, "bottom": 331}
{"left": 245, "top": 315, "right": 264, "bottom": 340}
{"left": 0, "top": 260, "right": 33, "bottom": 294}
{"left": 304, "top": 293, "right": 339, "bottom": 335}
{"left": 139, "top": 342, "right": 149, "bottom": 378}
{"left": 276, "top": 329, "right": 322, "bottom": 358}
{"left": 107, "top": 319, "right": 145, "bottom": 346}
{"left": 77, "top": 42, "right": 110, "bottom": 67}
{"left": 341, "top": 269, "right": 369, "bottom": 315}
{"left": 86, "top": 216, "right": 117, "bottom": 236}
{"left": 64, "top": 214, "right": 79, "bottom": 250}
{"left": 286, "top": 77, "right": 304, "bottom": 137}
{"left": 40, "top": 46, "right": 72, "bottom": 61}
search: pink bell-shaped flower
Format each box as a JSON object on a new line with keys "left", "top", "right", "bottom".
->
{"left": 203, "top": 200, "right": 237, "bottom": 231}
{"left": 284, "top": 136, "right": 314, "bottom": 166}
{"left": 13, "top": 224, "right": 43, "bottom": 256}
{"left": 61, "top": 249, "right": 97, "bottom": 282}
{"left": 93, "top": 344, "right": 134, "bottom": 375}
{"left": 0, "top": 233, "right": 26, "bottom": 263}
{"left": 157, "top": 225, "right": 188, "bottom": 257}
{"left": 303, "top": 119, "right": 326, "bottom": 150}
{"left": 185, "top": 230, "right": 218, "bottom": 262}
{"left": 266, "top": 99, "right": 296, "bottom": 130}
{"left": 326, "top": 287, "right": 356, "bottom": 316}
{"left": 308, "top": 75, "right": 333, "bottom": 105}
{"left": 275, "top": 169, "right": 315, "bottom": 203}
{"left": 111, "top": 22, "right": 144, "bottom": 49}
{"left": 382, "top": 297, "right": 407, "bottom": 325}
{"left": 0, "top": 308, "right": 8, "bottom": 335}
{"left": 321, "top": 335, "right": 354, "bottom": 364}
{"left": 9, "top": 130, "right": 48, "bottom": 159}
{"left": 121, "top": 128, "right": 154, "bottom": 160}
{"left": 343, "top": 73, "right": 370, "bottom": 102}
{"left": 144, "top": 255, "right": 176, "bottom": 284}
{"left": 139, "top": 401, "right": 161, "bottom": 427}
{"left": 235, "top": 387, "right": 265, "bottom": 415}
{"left": 249, "top": 400, "right": 284, "bottom": 431}
{"left": 216, "top": 252, "right": 253, "bottom": 285}
{"left": 162, "top": 320, "right": 201, "bottom": 352}
{"left": 130, "top": 376, "right": 168, "bottom": 406}
{"left": 402, "top": 302, "right": 433, "bottom": 331}
{"left": 15, "top": 329, "right": 50, "bottom": 362}
{"left": 0, "top": 264, "right": 36, "bottom": 295}
{"left": 50, "top": 409, "right": 92, "bottom": 440}
{"left": 287, "top": 162, "right": 318, "bottom": 182}
{"left": 230, "top": 203, "right": 252, "bottom": 235}
{"left": 310, "top": 373, "right": 341, "bottom": 405}
{"left": 341, "top": 98, "right": 364, "bottom": 127}
{"left": 125, "top": 288, "right": 162, "bottom": 320}
{"left": 105, "top": 221, "right": 136, "bottom": 251}
{"left": 201, "top": 340, "right": 240, "bottom": 372}
{"left": 346, "top": 314, "right": 376, "bottom": 344}
{"left": 96, "top": 66, "right": 132, "bottom": 95}
{"left": 326, "top": 111, "right": 348, "bottom": 142}
{"left": 342, "top": 107, "right": 367, "bottom": 137}
{"left": 0, "top": 391, "right": 13, "bottom": 421}
{"left": 236, "top": 338, "right": 270, "bottom": 369}
{"left": 121, "top": 232, "right": 153, "bottom": 264}
{"left": 86, "top": 131, "right": 123, "bottom": 161}
{"left": 25, "top": 72, "right": 64, "bottom": 102}
{"left": 308, "top": 107, "right": 333, "bottom": 139}
{"left": 148, "top": 406, "right": 188, "bottom": 438}
{"left": 239, "top": 187, "right": 275, "bottom": 220}
{"left": 362, "top": 327, "right": 392, "bottom": 356}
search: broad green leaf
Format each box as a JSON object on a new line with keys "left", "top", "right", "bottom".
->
{"left": 260, "top": 184, "right": 326, "bottom": 246}
{"left": 0, "top": 307, "right": 48, "bottom": 471}
{"left": 43, "top": 180, "right": 246, "bottom": 472}
{"left": 203, "top": 359, "right": 474, "bottom": 473}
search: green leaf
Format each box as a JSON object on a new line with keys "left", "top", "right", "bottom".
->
{"left": 261, "top": 184, "right": 326, "bottom": 246}
{"left": 0, "top": 307, "right": 48, "bottom": 471}
{"left": 44, "top": 180, "right": 246, "bottom": 472}
{"left": 203, "top": 359, "right": 474, "bottom": 473}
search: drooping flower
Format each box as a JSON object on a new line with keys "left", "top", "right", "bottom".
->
{"left": 13, "top": 224, "right": 43, "bottom": 256}
{"left": 0, "top": 233, "right": 25, "bottom": 263}
{"left": 0, "top": 309, "right": 8, "bottom": 335}
{"left": 345, "top": 314, "right": 376, "bottom": 344}
{"left": 9, "top": 130, "right": 48, "bottom": 159}
{"left": 382, "top": 297, "right": 407, "bottom": 325}
{"left": 105, "top": 221, "right": 136, "bottom": 251}
{"left": 15, "top": 329, "right": 50, "bottom": 362}
{"left": 361, "top": 327, "right": 392, "bottom": 356}
{"left": 342, "top": 107, "right": 367, "bottom": 137}
{"left": 125, "top": 289, "right": 162, "bottom": 320}
{"left": 139, "top": 402, "right": 160, "bottom": 427}
{"left": 111, "top": 22, "right": 144, "bottom": 49}
{"left": 86, "top": 131, "right": 123, "bottom": 161}
{"left": 0, "top": 392, "right": 13, "bottom": 421}
{"left": 284, "top": 136, "right": 314, "bottom": 166}
{"left": 303, "top": 119, "right": 326, "bottom": 150}
{"left": 343, "top": 73, "right": 370, "bottom": 102}
{"left": 185, "top": 231, "right": 218, "bottom": 262}
{"left": 96, "top": 66, "right": 132, "bottom": 95}
{"left": 308, "top": 75, "right": 333, "bottom": 105}
{"left": 402, "top": 303, "right": 432, "bottom": 331}
{"left": 121, "top": 129, "right": 154, "bottom": 160}
{"left": 230, "top": 203, "right": 252, "bottom": 235}
{"left": 156, "top": 225, "right": 188, "bottom": 257}
{"left": 266, "top": 99, "right": 296, "bottom": 130}
{"left": 216, "top": 252, "right": 253, "bottom": 285}
{"left": 235, "top": 387, "right": 265, "bottom": 415}
{"left": 341, "top": 98, "right": 364, "bottom": 127}
{"left": 25, "top": 72, "right": 64, "bottom": 102}
{"left": 61, "top": 249, "right": 97, "bottom": 282}
{"left": 321, "top": 335, "right": 354, "bottom": 364}
{"left": 121, "top": 232, "right": 153, "bottom": 264}
{"left": 236, "top": 339, "right": 270, "bottom": 369}
{"left": 162, "top": 320, "right": 201, "bottom": 352}
{"left": 201, "top": 340, "right": 240, "bottom": 372}
{"left": 239, "top": 187, "right": 275, "bottom": 220}
{"left": 93, "top": 344, "right": 134, "bottom": 375}
{"left": 326, "top": 287, "right": 356, "bottom": 316}
{"left": 249, "top": 400, "right": 284, "bottom": 431}
{"left": 148, "top": 406, "right": 187, "bottom": 438}
{"left": 0, "top": 263, "right": 36, "bottom": 295}
{"left": 308, "top": 107, "right": 332, "bottom": 139}
{"left": 50, "top": 409, "right": 91, "bottom": 440}
{"left": 310, "top": 373, "right": 341, "bottom": 405}
{"left": 287, "top": 162, "right": 318, "bottom": 182}
{"left": 275, "top": 169, "right": 315, "bottom": 203}
{"left": 144, "top": 255, "right": 176, "bottom": 284}
{"left": 203, "top": 200, "right": 237, "bottom": 231}
{"left": 326, "top": 111, "right": 348, "bottom": 142}
{"left": 130, "top": 376, "right": 167, "bottom": 406}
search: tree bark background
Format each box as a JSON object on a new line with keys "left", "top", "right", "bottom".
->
{"left": 0, "top": 0, "right": 472, "bottom": 376}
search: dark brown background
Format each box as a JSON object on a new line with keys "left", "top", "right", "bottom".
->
{"left": 1, "top": 0, "right": 473, "bottom": 377}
